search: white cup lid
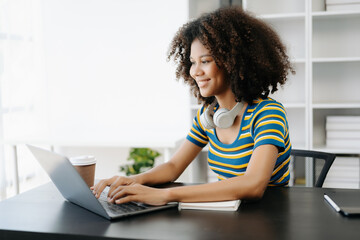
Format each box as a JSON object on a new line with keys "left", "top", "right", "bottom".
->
{"left": 69, "top": 155, "right": 96, "bottom": 166}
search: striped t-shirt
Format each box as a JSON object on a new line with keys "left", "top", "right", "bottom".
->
{"left": 186, "top": 97, "right": 291, "bottom": 186}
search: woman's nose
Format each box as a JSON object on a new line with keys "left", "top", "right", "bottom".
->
{"left": 191, "top": 64, "right": 204, "bottom": 78}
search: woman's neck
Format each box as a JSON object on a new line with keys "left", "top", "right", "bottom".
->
{"left": 215, "top": 88, "right": 237, "bottom": 109}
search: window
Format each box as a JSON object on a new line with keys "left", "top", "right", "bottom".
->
{"left": 0, "top": 0, "right": 189, "bottom": 200}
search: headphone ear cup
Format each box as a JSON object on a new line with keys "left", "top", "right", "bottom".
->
{"left": 213, "top": 102, "right": 243, "bottom": 129}
{"left": 199, "top": 101, "right": 218, "bottom": 129}
{"left": 213, "top": 108, "right": 233, "bottom": 129}
{"left": 200, "top": 110, "right": 216, "bottom": 129}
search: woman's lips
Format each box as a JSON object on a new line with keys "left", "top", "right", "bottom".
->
{"left": 197, "top": 79, "right": 210, "bottom": 88}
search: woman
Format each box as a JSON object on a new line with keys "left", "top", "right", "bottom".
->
{"left": 91, "top": 6, "right": 294, "bottom": 205}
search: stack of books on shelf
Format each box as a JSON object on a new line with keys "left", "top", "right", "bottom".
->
{"left": 326, "top": 0, "right": 360, "bottom": 11}
{"left": 326, "top": 116, "right": 360, "bottom": 149}
{"left": 322, "top": 156, "right": 360, "bottom": 189}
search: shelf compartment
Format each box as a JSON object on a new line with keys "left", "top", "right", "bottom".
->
{"left": 244, "top": 0, "right": 305, "bottom": 15}
{"left": 312, "top": 15, "right": 360, "bottom": 58}
{"left": 312, "top": 108, "right": 360, "bottom": 149}
{"left": 312, "top": 61, "right": 360, "bottom": 104}
{"left": 264, "top": 17, "right": 306, "bottom": 60}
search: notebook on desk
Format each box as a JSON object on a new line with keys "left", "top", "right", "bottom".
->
{"left": 324, "top": 192, "right": 360, "bottom": 217}
{"left": 27, "top": 145, "right": 177, "bottom": 220}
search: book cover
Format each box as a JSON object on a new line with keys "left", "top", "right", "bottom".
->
{"left": 326, "top": 3, "right": 360, "bottom": 11}
{"left": 178, "top": 200, "right": 241, "bottom": 211}
{"left": 326, "top": 130, "right": 360, "bottom": 139}
{"left": 326, "top": 139, "right": 360, "bottom": 148}
{"left": 326, "top": 123, "right": 360, "bottom": 131}
{"left": 326, "top": 116, "right": 360, "bottom": 123}
{"left": 332, "top": 156, "right": 360, "bottom": 167}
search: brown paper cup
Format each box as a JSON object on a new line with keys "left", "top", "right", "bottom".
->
{"left": 70, "top": 156, "right": 96, "bottom": 187}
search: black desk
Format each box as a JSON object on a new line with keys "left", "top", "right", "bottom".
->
{"left": 1, "top": 183, "right": 360, "bottom": 240}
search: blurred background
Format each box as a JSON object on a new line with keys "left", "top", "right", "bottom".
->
{"left": 1, "top": 0, "right": 360, "bottom": 201}
{"left": 0, "top": 0, "right": 192, "bottom": 200}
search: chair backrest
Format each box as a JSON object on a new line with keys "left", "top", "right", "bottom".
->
{"left": 291, "top": 149, "right": 336, "bottom": 187}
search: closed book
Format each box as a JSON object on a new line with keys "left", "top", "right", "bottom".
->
{"left": 178, "top": 200, "right": 241, "bottom": 211}
{"left": 325, "top": 157, "right": 360, "bottom": 183}
{"left": 327, "top": 4, "right": 360, "bottom": 11}
{"left": 331, "top": 156, "right": 360, "bottom": 167}
{"left": 332, "top": 157, "right": 360, "bottom": 166}
{"left": 323, "top": 180, "right": 359, "bottom": 189}
{"left": 326, "top": 130, "right": 360, "bottom": 139}
{"left": 326, "top": 123, "right": 360, "bottom": 131}
{"left": 326, "top": 116, "right": 360, "bottom": 123}
{"left": 326, "top": 139, "right": 360, "bottom": 148}
{"left": 326, "top": 166, "right": 359, "bottom": 179}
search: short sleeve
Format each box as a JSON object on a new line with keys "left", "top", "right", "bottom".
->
{"left": 251, "top": 103, "right": 288, "bottom": 152}
{"left": 186, "top": 106, "right": 209, "bottom": 148}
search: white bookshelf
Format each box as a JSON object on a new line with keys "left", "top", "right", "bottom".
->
{"left": 248, "top": 0, "right": 360, "bottom": 188}
{"left": 186, "top": 0, "right": 360, "bottom": 187}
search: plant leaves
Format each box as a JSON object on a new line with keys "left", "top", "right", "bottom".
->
{"left": 120, "top": 148, "right": 160, "bottom": 175}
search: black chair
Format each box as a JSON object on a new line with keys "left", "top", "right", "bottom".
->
{"left": 290, "top": 149, "right": 336, "bottom": 187}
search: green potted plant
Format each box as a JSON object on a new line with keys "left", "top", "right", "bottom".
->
{"left": 120, "top": 148, "right": 160, "bottom": 176}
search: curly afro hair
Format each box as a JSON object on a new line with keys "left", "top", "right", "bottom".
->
{"left": 167, "top": 6, "right": 295, "bottom": 105}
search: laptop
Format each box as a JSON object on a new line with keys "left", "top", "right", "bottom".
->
{"left": 27, "top": 144, "right": 178, "bottom": 220}
{"left": 324, "top": 192, "right": 360, "bottom": 217}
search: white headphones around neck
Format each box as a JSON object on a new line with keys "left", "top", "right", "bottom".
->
{"left": 199, "top": 100, "right": 244, "bottom": 129}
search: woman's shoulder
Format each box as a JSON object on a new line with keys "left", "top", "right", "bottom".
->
{"left": 250, "top": 97, "right": 285, "bottom": 110}
{"left": 248, "top": 97, "right": 286, "bottom": 119}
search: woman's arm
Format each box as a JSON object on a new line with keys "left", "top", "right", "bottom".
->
{"left": 134, "top": 140, "right": 203, "bottom": 185}
{"left": 167, "top": 144, "right": 278, "bottom": 202}
{"left": 92, "top": 139, "right": 202, "bottom": 198}
{"left": 107, "top": 144, "right": 278, "bottom": 205}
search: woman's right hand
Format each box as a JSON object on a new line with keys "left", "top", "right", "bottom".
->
{"left": 91, "top": 175, "right": 137, "bottom": 199}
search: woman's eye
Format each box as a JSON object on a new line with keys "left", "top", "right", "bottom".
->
{"left": 202, "top": 58, "right": 213, "bottom": 64}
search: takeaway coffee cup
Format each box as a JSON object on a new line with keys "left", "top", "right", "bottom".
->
{"left": 69, "top": 155, "right": 96, "bottom": 187}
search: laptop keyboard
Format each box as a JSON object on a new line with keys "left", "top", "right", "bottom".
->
{"left": 98, "top": 190, "right": 149, "bottom": 214}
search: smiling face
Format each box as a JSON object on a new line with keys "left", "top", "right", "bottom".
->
{"left": 189, "top": 38, "right": 230, "bottom": 98}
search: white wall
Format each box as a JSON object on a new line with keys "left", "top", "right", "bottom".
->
{"left": 41, "top": 0, "right": 190, "bottom": 144}
{"left": 0, "top": 0, "right": 193, "bottom": 199}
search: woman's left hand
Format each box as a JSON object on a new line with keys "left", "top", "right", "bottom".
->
{"left": 107, "top": 183, "right": 171, "bottom": 206}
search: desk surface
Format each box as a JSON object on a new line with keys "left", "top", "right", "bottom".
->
{"left": 1, "top": 183, "right": 360, "bottom": 240}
